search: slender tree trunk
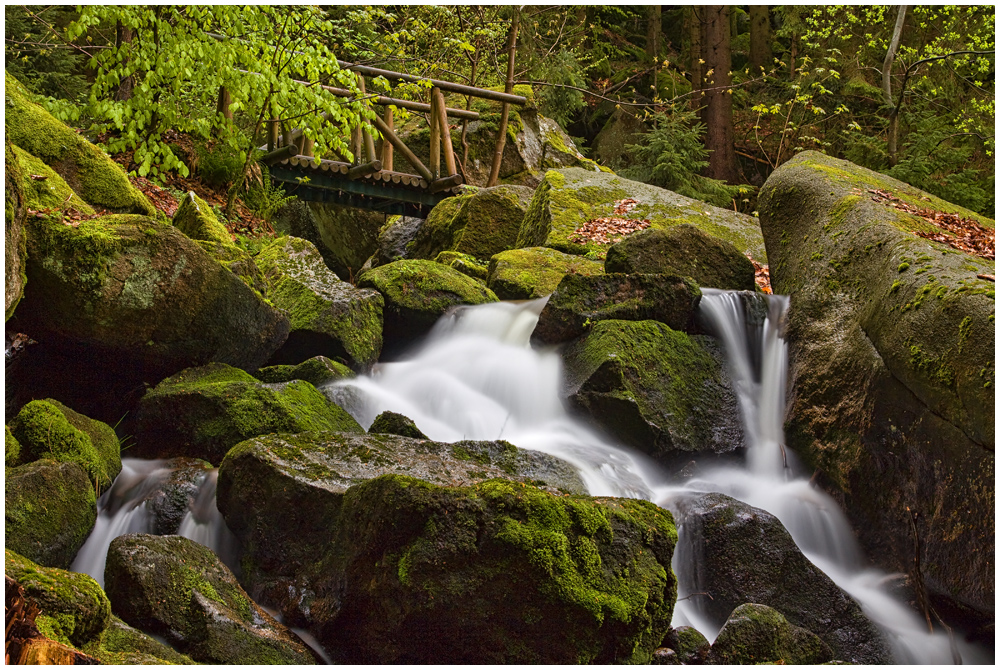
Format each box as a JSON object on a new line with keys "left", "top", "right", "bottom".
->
{"left": 689, "top": 6, "right": 703, "bottom": 114}
{"left": 749, "top": 5, "right": 772, "bottom": 74}
{"left": 703, "top": 5, "right": 738, "bottom": 184}
{"left": 882, "top": 5, "right": 908, "bottom": 106}
{"left": 487, "top": 10, "right": 519, "bottom": 187}
{"left": 114, "top": 22, "right": 134, "bottom": 102}
{"left": 647, "top": 5, "right": 661, "bottom": 97}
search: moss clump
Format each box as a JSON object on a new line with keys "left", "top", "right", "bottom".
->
{"left": 435, "top": 250, "right": 490, "bottom": 281}
{"left": 6, "top": 140, "right": 30, "bottom": 320}
{"left": 898, "top": 262, "right": 910, "bottom": 272}
{"left": 5, "top": 549, "right": 111, "bottom": 648}
{"left": 488, "top": 246, "right": 605, "bottom": 300}
{"left": 10, "top": 144, "right": 94, "bottom": 215}
{"left": 6, "top": 424, "right": 21, "bottom": 466}
{"left": 82, "top": 615, "right": 197, "bottom": 664}
{"left": 9, "top": 399, "right": 121, "bottom": 491}
{"left": 134, "top": 362, "right": 363, "bottom": 465}
{"left": 369, "top": 410, "right": 429, "bottom": 439}
{"left": 172, "top": 191, "right": 232, "bottom": 245}
{"left": 254, "top": 355, "right": 353, "bottom": 386}
{"left": 707, "top": 603, "right": 833, "bottom": 664}
{"left": 5, "top": 73, "right": 154, "bottom": 215}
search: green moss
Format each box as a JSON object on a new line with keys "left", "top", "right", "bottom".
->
{"left": 908, "top": 343, "right": 956, "bottom": 387}
{"left": 83, "top": 615, "right": 196, "bottom": 665}
{"left": 254, "top": 356, "right": 353, "bottom": 386}
{"left": 898, "top": 262, "right": 910, "bottom": 272}
{"left": 10, "top": 144, "right": 95, "bottom": 215}
{"left": 435, "top": 250, "right": 490, "bottom": 281}
{"left": 172, "top": 191, "right": 232, "bottom": 245}
{"left": 359, "top": 258, "right": 498, "bottom": 314}
{"left": 6, "top": 424, "right": 21, "bottom": 466}
{"left": 487, "top": 246, "right": 605, "bottom": 299}
{"left": 369, "top": 411, "right": 429, "bottom": 439}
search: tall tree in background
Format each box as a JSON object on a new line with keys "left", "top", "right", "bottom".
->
{"left": 749, "top": 5, "right": 772, "bottom": 74}
{"left": 703, "top": 5, "right": 738, "bottom": 183}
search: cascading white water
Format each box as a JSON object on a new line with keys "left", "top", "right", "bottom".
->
{"left": 330, "top": 294, "right": 987, "bottom": 665}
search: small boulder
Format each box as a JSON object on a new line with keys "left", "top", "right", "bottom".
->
{"left": 487, "top": 246, "right": 604, "bottom": 300}
{"left": 672, "top": 492, "right": 891, "bottom": 664}
{"left": 562, "top": 320, "right": 744, "bottom": 465}
{"left": 605, "top": 225, "right": 756, "bottom": 291}
{"left": 371, "top": 215, "right": 424, "bottom": 267}
{"left": 9, "top": 399, "right": 121, "bottom": 491}
{"left": 434, "top": 250, "right": 490, "bottom": 281}
{"left": 104, "top": 533, "right": 316, "bottom": 664}
{"left": 6, "top": 424, "right": 22, "bottom": 466}
{"left": 255, "top": 236, "right": 383, "bottom": 369}
{"left": 82, "top": 615, "right": 196, "bottom": 665}
{"left": 5, "top": 549, "right": 111, "bottom": 648}
{"left": 533, "top": 273, "right": 701, "bottom": 345}
{"left": 662, "top": 625, "right": 710, "bottom": 664}
{"left": 172, "top": 191, "right": 231, "bottom": 245}
{"left": 357, "top": 259, "right": 498, "bottom": 356}
{"left": 254, "top": 355, "right": 353, "bottom": 387}
{"left": 5, "top": 460, "right": 97, "bottom": 568}
{"left": 273, "top": 200, "right": 383, "bottom": 280}
{"left": 133, "top": 362, "right": 363, "bottom": 464}
{"left": 368, "top": 410, "right": 428, "bottom": 439}
{"left": 707, "top": 603, "right": 833, "bottom": 664}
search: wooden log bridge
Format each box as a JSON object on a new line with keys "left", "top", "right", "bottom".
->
{"left": 243, "top": 64, "right": 527, "bottom": 217}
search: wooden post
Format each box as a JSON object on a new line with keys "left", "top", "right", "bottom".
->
{"left": 301, "top": 136, "right": 315, "bottom": 158}
{"left": 429, "top": 86, "right": 442, "bottom": 179}
{"left": 434, "top": 87, "right": 457, "bottom": 176}
{"left": 356, "top": 74, "right": 378, "bottom": 163}
{"left": 372, "top": 115, "right": 434, "bottom": 182}
{"left": 381, "top": 107, "right": 394, "bottom": 172}
{"left": 488, "top": 11, "right": 520, "bottom": 187}
{"left": 267, "top": 119, "right": 279, "bottom": 151}
{"left": 351, "top": 125, "right": 363, "bottom": 165}
{"left": 282, "top": 122, "right": 294, "bottom": 150}
{"left": 216, "top": 86, "right": 232, "bottom": 120}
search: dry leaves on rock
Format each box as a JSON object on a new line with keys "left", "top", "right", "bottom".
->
{"left": 748, "top": 256, "right": 772, "bottom": 294}
{"left": 868, "top": 189, "right": 995, "bottom": 260}
{"left": 571, "top": 198, "right": 651, "bottom": 245}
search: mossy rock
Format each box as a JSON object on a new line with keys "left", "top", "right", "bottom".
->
{"left": 216, "top": 431, "right": 587, "bottom": 617}
{"left": 304, "top": 474, "right": 677, "bottom": 663}
{"left": 195, "top": 238, "right": 268, "bottom": 297}
{"left": 516, "top": 168, "right": 766, "bottom": 259}
{"left": 254, "top": 355, "right": 354, "bottom": 387}
{"left": 133, "top": 362, "right": 363, "bottom": 465}
{"left": 5, "top": 549, "right": 111, "bottom": 648}
{"left": 104, "top": 533, "right": 316, "bottom": 664}
{"left": 4, "top": 73, "right": 155, "bottom": 215}
{"left": 562, "top": 320, "right": 744, "bottom": 465}
{"left": 605, "top": 225, "right": 756, "bottom": 291}
{"left": 9, "top": 399, "right": 121, "bottom": 491}
{"left": 272, "top": 199, "right": 383, "bottom": 281}
{"left": 591, "top": 107, "right": 649, "bottom": 171}
{"left": 172, "top": 191, "right": 232, "bottom": 246}
{"left": 487, "top": 246, "right": 605, "bottom": 299}
{"left": 357, "top": 259, "right": 498, "bottom": 356}
{"left": 10, "top": 144, "right": 95, "bottom": 215}
{"left": 758, "top": 150, "right": 994, "bottom": 619}
{"left": 672, "top": 492, "right": 890, "bottom": 664}
{"left": 255, "top": 236, "right": 383, "bottom": 369}
{"left": 371, "top": 214, "right": 424, "bottom": 267}
{"left": 533, "top": 273, "right": 701, "bottom": 345}
{"left": 82, "top": 615, "right": 196, "bottom": 665}
{"left": 409, "top": 185, "right": 535, "bottom": 261}
{"left": 707, "top": 603, "right": 833, "bottom": 664}
{"left": 11, "top": 213, "right": 290, "bottom": 380}
{"left": 5, "top": 140, "right": 28, "bottom": 320}
{"left": 434, "top": 250, "right": 490, "bottom": 281}
{"left": 368, "top": 410, "right": 428, "bottom": 439}
{"left": 5, "top": 459, "right": 97, "bottom": 569}
{"left": 662, "top": 625, "right": 710, "bottom": 664}
{"left": 6, "top": 424, "right": 21, "bottom": 466}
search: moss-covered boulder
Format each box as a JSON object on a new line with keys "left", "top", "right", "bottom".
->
{"left": 172, "top": 191, "right": 231, "bottom": 245}
{"left": 672, "top": 492, "right": 890, "bottom": 664}
{"left": 242, "top": 472, "right": 677, "bottom": 663}
{"left": 9, "top": 399, "right": 121, "bottom": 491}
{"left": 133, "top": 362, "right": 363, "bottom": 464}
{"left": 6, "top": 424, "right": 22, "bottom": 466}
{"left": 137, "top": 457, "right": 215, "bottom": 536}
{"left": 5, "top": 460, "right": 97, "bottom": 568}
{"left": 371, "top": 214, "right": 424, "bottom": 267}
{"left": 758, "top": 151, "right": 994, "bottom": 623}
{"left": 255, "top": 236, "right": 383, "bottom": 369}
{"left": 487, "top": 246, "right": 605, "bottom": 299}
{"left": 10, "top": 144, "right": 95, "bottom": 215}
{"left": 5, "top": 549, "right": 111, "bottom": 648}
{"left": 82, "top": 615, "right": 197, "bottom": 665}
{"left": 368, "top": 410, "right": 429, "bottom": 439}
{"left": 591, "top": 107, "right": 649, "bottom": 171}
{"left": 662, "top": 625, "right": 710, "bottom": 664}
{"left": 5, "top": 141, "right": 28, "bottom": 320}
{"left": 516, "top": 168, "right": 766, "bottom": 259}
{"left": 409, "top": 185, "right": 535, "bottom": 261}
{"left": 434, "top": 250, "right": 490, "bottom": 281}
{"left": 11, "top": 214, "right": 290, "bottom": 380}
{"left": 216, "top": 431, "right": 587, "bottom": 622}
{"left": 357, "top": 259, "right": 499, "bottom": 355}
{"left": 104, "top": 533, "right": 317, "bottom": 664}
{"left": 562, "top": 320, "right": 744, "bottom": 466}
{"left": 273, "top": 199, "right": 383, "bottom": 280}
{"left": 533, "top": 273, "right": 701, "bottom": 345}
{"left": 254, "top": 355, "right": 353, "bottom": 387}
{"left": 707, "top": 603, "right": 834, "bottom": 664}
{"left": 195, "top": 237, "right": 269, "bottom": 297}
{"left": 4, "top": 73, "right": 155, "bottom": 215}
{"left": 605, "top": 225, "right": 756, "bottom": 291}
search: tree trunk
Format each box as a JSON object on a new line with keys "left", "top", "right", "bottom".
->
{"left": 114, "top": 21, "right": 134, "bottom": 102}
{"left": 703, "top": 5, "right": 738, "bottom": 184}
{"left": 647, "top": 5, "right": 662, "bottom": 96}
{"left": 487, "top": 10, "right": 520, "bottom": 187}
{"left": 882, "top": 5, "right": 908, "bottom": 106}
{"left": 689, "top": 6, "right": 704, "bottom": 114}
{"left": 749, "top": 5, "right": 772, "bottom": 74}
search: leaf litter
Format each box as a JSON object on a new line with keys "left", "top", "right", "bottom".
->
{"left": 867, "top": 188, "right": 994, "bottom": 260}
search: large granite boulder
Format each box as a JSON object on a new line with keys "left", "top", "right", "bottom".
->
{"left": 9, "top": 399, "right": 121, "bottom": 491}
{"left": 10, "top": 214, "right": 289, "bottom": 381}
{"left": 562, "top": 320, "right": 744, "bottom": 466}
{"left": 671, "top": 492, "right": 891, "bottom": 664}
{"left": 4, "top": 73, "right": 154, "bottom": 215}
{"left": 758, "top": 151, "right": 994, "bottom": 626}
{"left": 216, "top": 431, "right": 587, "bottom": 621}
{"left": 487, "top": 246, "right": 605, "bottom": 299}
{"left": 5, "top": 460, "right": 97, "bottom": 568}
{"left": 516, "top": 168, "right": 766, "bottom": 259}
{"left": 357, "top": 259, "right": 498, "bottom": 356}
{"left": 707, "top": 603, "right": 833, "bottom": 664}
{"left": 104, "top": 533, "right": 317, "bottom": 664}
{"left": 255, "top": 236, "right": 383, "bottom": 369}
{"left": 133, "top": 362, "right": 363, "bottom": 464}
{"left": 533, "top": 273, "right": 701, "bottom": 345}
{"left": 9, "top": 143, "right": 95, "bottom": 215}
{"left": 605, "top": 225, "right": 757, "bottom": 291}
{"left": 273, "top": 199, "right": 384, "bottom": 280}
